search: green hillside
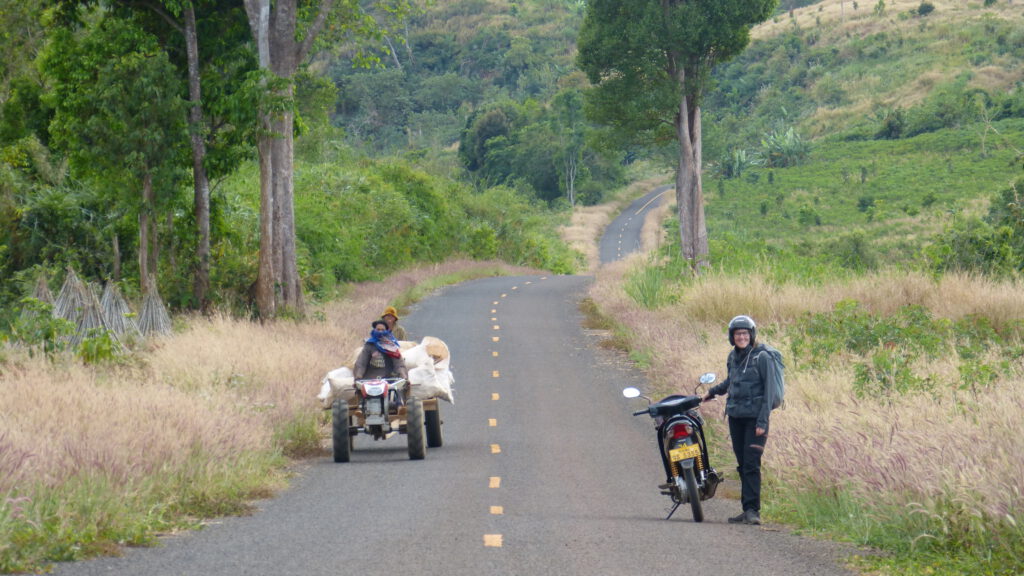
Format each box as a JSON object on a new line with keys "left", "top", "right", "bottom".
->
{"left": 697, "top": 0, "right": 1024, "bottom": 276}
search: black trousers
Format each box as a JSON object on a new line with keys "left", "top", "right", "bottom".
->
{"left": 728, "top": 416, "right": 768, "bottom": 513}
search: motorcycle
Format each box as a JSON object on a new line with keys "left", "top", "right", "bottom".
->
{"left": 623, "top": 372, "right": 722, "bottom": 522}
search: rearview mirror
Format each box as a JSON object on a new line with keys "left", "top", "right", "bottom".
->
{"left": 699, "top": 372, "right": 716, "bottom": 385}
{"left": 622, "top": 387, "right": 641, "bottom": 399}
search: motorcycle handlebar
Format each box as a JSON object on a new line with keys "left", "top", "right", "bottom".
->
{"left": 632, "top": 408, "right": 650, "bottom": 416}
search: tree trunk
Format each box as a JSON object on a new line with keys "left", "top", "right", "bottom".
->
{"left": 255, "top": 127, "right": 276, "bottom": 318}
{"left": 243, "top": 0, "right": 335, "bottom": 318}
{"left": 112, "top": 234, "right": 121, "bottom": 282}
{"left": 246, "top": 0, "right": 276, "bottom": 319}
{"left": 184, "top": 4, "right": 212, "bottom": 312}
{"left": 674, "top": 72, "right": 709, "bottom": 273}
{"left": 139, "top": 172, "right": 156, "bottom": 293}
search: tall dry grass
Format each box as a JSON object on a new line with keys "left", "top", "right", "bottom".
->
{"left": 0, "top": 259, "right": 534, "bottom": 571}
{"left": 589, "top": 265, "right": 1024, "bottom": 561}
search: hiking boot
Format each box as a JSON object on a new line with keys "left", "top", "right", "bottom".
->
{"left": 728, "top": 511, "right": 747, "bottom": 524}
{"left": 744, "top": 510, "right": 761, "bottom": 525}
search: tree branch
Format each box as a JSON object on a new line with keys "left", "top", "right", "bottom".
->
{"left": 297, "top": 0, "right": 337, "bottom": 64}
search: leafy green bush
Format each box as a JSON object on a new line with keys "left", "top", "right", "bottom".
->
{"left": 761, "top": 126, "right": 811, "bottom": 168}
{"left": 4, "top": 298, "right": 74, "bottom": 359}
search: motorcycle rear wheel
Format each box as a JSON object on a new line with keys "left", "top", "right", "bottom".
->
{"left": 684, "top": 467, "right": 704, "bottom": 522}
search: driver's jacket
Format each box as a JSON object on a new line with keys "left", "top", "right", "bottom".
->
{"left": 353, "top": 342, "right": 409, "bottom": 381}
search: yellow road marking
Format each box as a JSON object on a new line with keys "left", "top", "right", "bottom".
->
{"left": 489, "top": 476, "right": 501, "bottom": 488}
{"left": 491, "top": 309, "right": 496, "bottom": 313}
{"left": 490, "top": 506, "right": 504, "bottom": 515}
{"left": 490, "top": 444, "right": 501, "bottom": 454}
{"left": 501, "top": 293, "right": 507, "bottom": 298}
{"left": 484, "top": 534, "right": 503, "bottom": 547}
{"left": 489, "top": 418, "right": 497, "bottom": 427}
{"left": 493, "top": 325, "right": 500, "bottom": 330}
{"left": 493, "top": 301, "right": 499, "bottom": 305}
{"left": 541, "top": 276, "right": 547, "bottom": 280}
{"left": 492, "top": 351, "right": 499, "bottom": 357}
{"left": 492, "top": 393, "right": 500, "bottom": 401}
{"left": 492, "top": 370, "right": 500, "bottom": 378}
{"left": 512, "top": 286, "right": 518, "bottom": 290}
{"left": 525, "top": 281, "right": 532, "bottom": 285}
{"left": 491, "top": 317, "right": 497, "bottom": 321}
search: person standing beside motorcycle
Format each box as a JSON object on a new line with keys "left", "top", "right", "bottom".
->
{"left": 702, "top": 315, "right": 778, "bottom": 526}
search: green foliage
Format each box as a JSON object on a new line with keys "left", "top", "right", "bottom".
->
{"left": 770, "top": 485, "right": 1024, "bottom": 576}
{"left": 625, "top": 263, "right": 677, "bottom": 309}
{"left": 77, "top": 329, "right": 122, "bottom": 365}
{"left": 790, "top": 300, "right": 1018, "bottom": 398}
{"left": 924, "top": 178, "right": 1024, "bottom": 276}
{"left": 4, "top": 298, "right": 74, "bottom": 358}
{"left": 761, "top": 126, "right": 811, "bottom": 168}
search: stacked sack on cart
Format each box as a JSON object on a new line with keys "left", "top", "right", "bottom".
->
{"left": 317, "top": 336, "right": 454, "bottom": 408}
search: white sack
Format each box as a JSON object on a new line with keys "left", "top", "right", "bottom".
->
{"left": 317, "top": 366, "right": 358, "bottom": 409}
{"left": 408, "top": 365, "right": 454, "bottom": 404}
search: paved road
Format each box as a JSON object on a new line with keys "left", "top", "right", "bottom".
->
{"left": 599, "top": 185, "right": 671, "bottom": 264}
{"left": 51, "top": 275, "right": 856, "bottom": 576}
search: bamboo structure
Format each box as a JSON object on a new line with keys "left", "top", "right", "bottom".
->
{"left": 138, "top": 275, "right": 172, "bottom": 336}
{"left": 53, "top": 268, "right": 111, "bottom": 347}
{"left": 100, "top": 282, "right": 142, "bottom": 340}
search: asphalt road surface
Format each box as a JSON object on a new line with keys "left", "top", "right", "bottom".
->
{"left": 51, "top": 272, "right": 857, "bottom": 576}
{"left": 599, "top": 185, "right": 671, "bottom": 264}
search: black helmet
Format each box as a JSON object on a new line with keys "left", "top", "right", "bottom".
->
{"left": 728, "top": 315, "right": 757, "bottom": 346}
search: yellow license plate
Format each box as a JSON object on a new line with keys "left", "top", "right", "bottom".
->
{"left": 670, "top": 443, "right": 701, "bottom": 463}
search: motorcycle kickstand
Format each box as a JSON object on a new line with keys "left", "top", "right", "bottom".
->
{"left": 665, "top": 501, "right": 681, "bottom": 520}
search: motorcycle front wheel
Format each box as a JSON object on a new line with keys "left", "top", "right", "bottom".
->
{"left": 684, "top": 467, "right": 704, "bottom": 522}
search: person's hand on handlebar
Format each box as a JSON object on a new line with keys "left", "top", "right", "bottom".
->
{"left": 701, "top": 392, "right": 715, "bottom": 403}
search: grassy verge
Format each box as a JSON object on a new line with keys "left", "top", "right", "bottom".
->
{"left": 0, "top": 259, "right": 538, "bottom": 573}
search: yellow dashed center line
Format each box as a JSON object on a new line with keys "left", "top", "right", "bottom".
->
{"left": 490, "top": 444, "right": 501, "bottom": 454}
{"left": 492, "top": 351, "right": 499, "bottom": 357}
{"left": 491, "top": 309, "right": 497, "bottom": 313}
{"left": 493, "top": 301, "right": 499, "bottom": 305}
{"left": 492, "top": 336, "right": 500, "bottom": 342}
{"left": 489, "top": 476, "right": 501, "bottom": 488}
{"left": 492, "top": 393, "right": 500, "bottom": 401}
{"left": 484, "top": 534, "right": 503, "bottom": 547}
{"left": 501, "top": 293, "right": 507, "bottom": 298}
{"left": 490, "top": 506, "right": 504, "bottom": 515}
{"left": 489, "top": 418, "right": 497, "bottom": 427}
{"left": 493, "top": 325, "right": 500, "bottom": 330}
{"left": 492, "top": 370, "right": 500, "bottom": 378}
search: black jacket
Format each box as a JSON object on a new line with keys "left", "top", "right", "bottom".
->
{"left": 707, "top": 344, "right": 777, "bottom": 429}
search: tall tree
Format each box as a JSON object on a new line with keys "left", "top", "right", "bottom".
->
{"left": 577, "top": 0, "right": 776, "bottom": 271}
{"left": 242, "top": 0, "right": 412, "bottom": 318}
{"left": 129, "top": 0, "right": 255, "bottom": 311}
{"left": 43, "top": 14, "right": 187, "bottom": 290}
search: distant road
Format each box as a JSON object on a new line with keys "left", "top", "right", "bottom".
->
{"left": 51, "top": 275, "right": 856, "bottom": 576}
{"left": 599, "top": 184, "right": 671, "bottom": 264}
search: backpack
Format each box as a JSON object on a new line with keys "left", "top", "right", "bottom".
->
{"left": 755, "top": 344, "right": 785, "bottom": 409}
